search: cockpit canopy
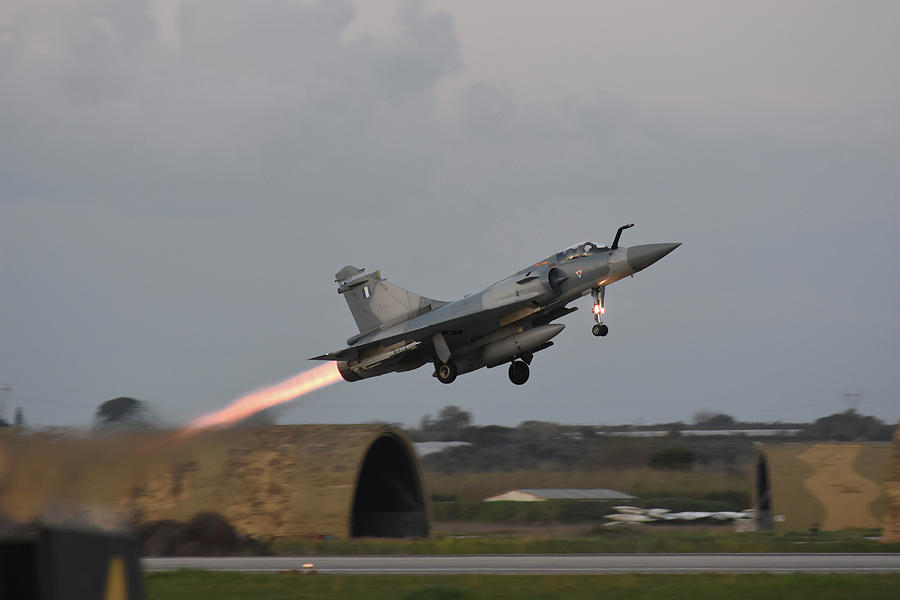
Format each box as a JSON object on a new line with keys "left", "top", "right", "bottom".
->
{"left": 554, "top": 241, "right": 609, "bottom": 263}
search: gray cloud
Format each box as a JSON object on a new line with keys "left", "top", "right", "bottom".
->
{"left": 1, "top": 1, "right": 897, "bottom": 429}
{"left": 1, "top": 1, "right": 460, "bottom": 210}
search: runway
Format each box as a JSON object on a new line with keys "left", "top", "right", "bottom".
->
{"left": 143, "top": 553, "right": 900, "bottom": 574}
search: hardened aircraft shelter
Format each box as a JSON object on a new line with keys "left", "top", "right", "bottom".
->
{"left": 886, "top": 425, "right": 900, "bottom": 542}
{"left": 0, "top": 425, "right": 429, "bottom": 539}
{"left": 756, "top": 440, "right": 893, "bottom": 534}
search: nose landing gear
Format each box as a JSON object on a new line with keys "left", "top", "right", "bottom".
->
{"left": 591, "top": 287, "right": 609, "bottom": 337}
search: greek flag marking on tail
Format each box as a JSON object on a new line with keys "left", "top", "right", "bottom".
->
{"left": 338, "top": 270, "right": 369, "bottom": 288}
{"left": 333, "top": 265, "right": 449, "bottom": 339}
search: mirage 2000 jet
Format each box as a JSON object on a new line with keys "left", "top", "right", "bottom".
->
{"left": 313, "top": 224, "right": 679, "bottom": 385}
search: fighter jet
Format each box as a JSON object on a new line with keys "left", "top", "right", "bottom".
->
{"left": 313, "top": 224, "right": 679, "bottom": 385}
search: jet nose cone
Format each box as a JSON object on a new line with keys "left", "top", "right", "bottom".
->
{"left": 626, "top": 243, "right": 681, "bottom": 273}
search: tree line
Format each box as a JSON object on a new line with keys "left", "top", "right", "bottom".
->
{"left": 411, "top": 405, "right": 897, "bottom": 474}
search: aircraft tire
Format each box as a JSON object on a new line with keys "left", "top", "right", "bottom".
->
{"left": 508, "top": 360, "right": 529, "bottom": 385}
{"left": 592, "top": 324, "right": 609, "bottom": 337}
{"left": 436, "top": 362, "right": 457, "bottom": 384}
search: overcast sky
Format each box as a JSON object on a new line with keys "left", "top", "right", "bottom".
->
{"left": 2, "top": 0, "right": 898, "bottom": 429}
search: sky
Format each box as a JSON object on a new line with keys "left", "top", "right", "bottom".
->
{"left": 1, "top": 0, "right": 898, "bottom": 429}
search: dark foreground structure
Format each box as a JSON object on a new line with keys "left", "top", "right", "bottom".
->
{"left": 0, "top": 425, "right": 429, "bottom": 539}
{"left": 0, "top": 526, "right": 144, "bottom": 600}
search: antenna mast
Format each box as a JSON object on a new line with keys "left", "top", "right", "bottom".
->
{"left": 842, "top": 389, "right": 863, "bottom": 412}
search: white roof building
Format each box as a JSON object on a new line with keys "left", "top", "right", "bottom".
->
{"left": 412, "top": 441, "right": 472, "bottom": 456}
{"left": 485, "top": 488, "right": 635, "bottom": 502}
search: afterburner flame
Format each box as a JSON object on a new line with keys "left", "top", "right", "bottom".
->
{"left": 180, "top": 362, "right": 342, "bottom": 436}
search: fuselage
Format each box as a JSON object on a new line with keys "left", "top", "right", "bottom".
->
{"left": 333, "top": 240, "right": 680, "bottom": 384}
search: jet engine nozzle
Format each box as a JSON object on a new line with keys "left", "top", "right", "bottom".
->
{"left": 336, "top": 361, "right": 363, "bottom": 382}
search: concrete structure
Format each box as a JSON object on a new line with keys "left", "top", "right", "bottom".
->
{"left": 485, "top": 488, "right": 634, "bottom": 502}
{"left": 0, "top": 425, "right": 428, "bottom": 539}
{"left": 755, "top": 442, "right": 891, "bottom": 533}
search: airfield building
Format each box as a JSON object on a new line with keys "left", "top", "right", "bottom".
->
{"left": 485, "top": 488, "right": 635, "bottom": 502}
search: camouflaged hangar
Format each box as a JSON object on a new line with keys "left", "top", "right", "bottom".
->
{"left": 755, "top": 441, "right": 892, "bottom": 534}
{"left": 0, "top": 425, "right": 429, "bottom": 539}
{"left": 885, "top": 425, "right": 900, "bottom": 543}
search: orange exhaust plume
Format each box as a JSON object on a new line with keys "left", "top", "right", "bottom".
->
{"left": 179, "top": 362, "right": 342, "bottom": 437}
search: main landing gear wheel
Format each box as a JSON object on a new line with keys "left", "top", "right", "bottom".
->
{"left": 436, "top": 361, "right": 457, "bottom": 384}
{"left": 508, "top": 360, "right": 530, "bottom": 385}
{"left": 590, "top": 287, "right": 608, "bottom": 337}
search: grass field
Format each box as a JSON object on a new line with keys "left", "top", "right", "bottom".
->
{"left": 271, "top": 528, "right": 900, "bottom": 555}
{"left": 145, "top": 572, "right": 900, "bottom": 600}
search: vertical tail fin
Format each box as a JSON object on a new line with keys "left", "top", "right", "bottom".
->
{"left": 334, "top": 266, "right": 447, "bottom": 339}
